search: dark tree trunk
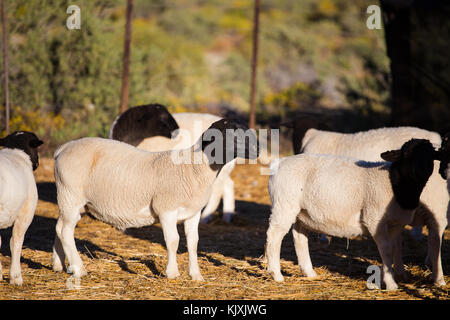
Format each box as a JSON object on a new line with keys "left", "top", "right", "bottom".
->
{"left": 381, "top": 0, "right": 450, "bottom": 131}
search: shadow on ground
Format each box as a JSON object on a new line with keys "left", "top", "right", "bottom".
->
{"left": 37, "top": 182, "right": 57, "bottom": 204}
{"left": 13, "top": 182, "right": 449, "bottom": 291}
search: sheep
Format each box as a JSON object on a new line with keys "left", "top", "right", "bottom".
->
{"left": 284, "top": 120, "right": 443, "bottom": 239}
{"left": 0, "top": 131, "right": 43, "bottom": 285}
{"left": 265, "top": 139, "right": 439, "bottom": 290}
{"left": 299, "top": 126, "right": 442, "bottom": 161}
{"left": 52, "top": 119, "right": 259, "bottom": 281}
{"left": 109, "top": 105, "right": 237, "bottom": 224}
{"left": 304, "top": 126, "right": 442, "bottom": 239}
{"left": 108, "top": 103, "right": 180, "bottom": 146}
{"left": 283, "top": 121, "right": 449, "bottom": 286}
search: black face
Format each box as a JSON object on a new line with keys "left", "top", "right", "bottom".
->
{"left": 437, "top": 132, "right": 450, "bottom": 179}
{"left": 201, "top": 119, "right": 259, "bottom": 165}
{"left": 111, "top": 104, "right": 180, "bottom": 146}
{"left": 0, "top": 131, "right": 44, "bottom": 170}
{"left": 381, "top": 139, "right": 437, "bottom": 210}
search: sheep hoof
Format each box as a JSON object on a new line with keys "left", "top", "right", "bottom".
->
{"left": 269, "top": 271, "right": 284, "bottom": 282}
{"left": 52, "top": 257, "right": 65, "bottom": 272}
{"left": 273, "top": 274, "right": 284, "bottom": 282}
{"left": 433, "top": 278, "right": 446, "bottom": 287}
{"left": 52, "top": 263, "right": 64, "bottom": 272}
{"left": 9, "top": 275, "right": 23, "bottom": 286}
{"left": 191, "top": 273, "right": 204, "bottom": 281}
{"left": 53, "top": 265, "right": 64, "bottom": 272}
{"left": 200, "top": 215, "right": 214, "bottom": 224}
{"left": 222, "top": 212, "right": 235, "bottom": 223}
{"left": 166, "top": 270, "right": 180, "bottom": 279}
{"left": 304, "top": 270, "right": 318, "bottom": 278}
{"left": 384, "top": 282, "right": 399, "bottom": 291}
{"left": 67, "top": 265, "right": 86, "bottom": 278}
{"left": 366, "top": 282, "right": 380, "bottom": 290}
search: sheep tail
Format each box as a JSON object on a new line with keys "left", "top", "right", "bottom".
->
{"left": 53, "top": 142, "right": 71, "bottom": 160}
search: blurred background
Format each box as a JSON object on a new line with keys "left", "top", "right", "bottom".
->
{"left": 0, "top": 0, "right": 449, "bottom": 155}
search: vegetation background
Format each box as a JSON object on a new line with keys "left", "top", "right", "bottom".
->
{"left": 0, "top": 0, "right": 448, "bottom": 154}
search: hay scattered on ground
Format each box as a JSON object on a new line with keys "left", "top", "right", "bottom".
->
{"left": 0, "top": 158, "right": 448, "bottom": 300}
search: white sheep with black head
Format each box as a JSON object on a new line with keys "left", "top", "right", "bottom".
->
{"left": 266, "top": 139, "right": 439, "bottom": 290}
{"left": 53, "top": 119, "right": 259, "bottom": 281}
{"left": 283, "top": 118, "right": 448, "bottom": 286}
{"left": 109, "top": 105, "right": 238, "bottom": 223}
{"left": 0, "top": 131, "right": 43, "bottom": 285}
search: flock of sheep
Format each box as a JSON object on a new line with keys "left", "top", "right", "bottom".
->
{"left": 0, "top": 103, "right": 449, "bottom": 292}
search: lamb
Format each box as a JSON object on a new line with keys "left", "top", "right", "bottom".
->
{"left": 52, "top": 119, "right": 259, "bottom": 281}
{"left": 283, "top": 121, "right": 448, "bottom": 286}
{"left": 0, "top": 131, "right": 43, "bottom": 285}
{"left": 109, "top": 105, "right": 237, "bottom": 224}
{"left": 265, "top": 139, "right": 439, "bottom": 290}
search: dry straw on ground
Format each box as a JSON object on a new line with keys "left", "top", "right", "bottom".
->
{"left": 0, "top": 158, "right": 448, "bottom": 299}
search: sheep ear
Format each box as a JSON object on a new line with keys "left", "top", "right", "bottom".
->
{"left": 30, "top": 139, "right": 44, "bottom": 148}
{"left": 380, "top": 149, "right": 401, "bottom": 162}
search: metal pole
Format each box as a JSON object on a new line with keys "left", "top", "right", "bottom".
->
{"left": 1, "top": 0, "right": 9, "bottom": 134}
{"left": 120, "top": 0, "right": 133, "bottom": 114}
{"left": 248, "top": 0, "right": 260, "bottom": 129}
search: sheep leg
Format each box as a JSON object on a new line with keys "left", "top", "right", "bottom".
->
{"left": 52, "top": 217, "right": 66, "bottom": 272}
{"left": 184, "top": 211, "right": 203, "bottom": 281}
{"left": 292, "top": 220, "right": 317, "bottom": 278}
{"left": 427, "top": 225, "right": 446, "bottom": 286}
{"left": 58, "top": 204, "right": 85, "bottom": 278}
{"left": 200, "top": 180, "right": 223, "bottom": 224}
{"left": 372, "top": 231, "right": 398, "bottom": 290}
{"left": 9, "top": 199, "right": 35, "bottom": 285}
{"left": 160, "top": 210, "right": 180, "bottom": 279}
{"left": 266, "top": 205, "right": 297, "bottom": 282}
{"left": 266, "top": 225, "right": 288, "bottom": 282}
{"left": 221, "top": 176, "right": 235, "bottom": 223}
{"left": 220, "top": 161, "right": 236, "bottom": 223}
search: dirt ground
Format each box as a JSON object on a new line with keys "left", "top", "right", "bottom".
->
{"left": 0, "top": 158, "right": 449, "bottom": 300}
